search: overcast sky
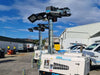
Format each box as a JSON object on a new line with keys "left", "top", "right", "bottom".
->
{"left": 0, "top": 0, "right": 100, "bottom": 39}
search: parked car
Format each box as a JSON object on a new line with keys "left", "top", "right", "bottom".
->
{"left": 83, "top": 43, "right": 100, "bottom": 65}
{"left": 69, "top": 43, "right": 100, "bottom": 65}
{"left": 57, "top": 44, "right": 86, "bottom": 54}
{"left": 67, "top": 44, "right": 86, "bottom": 53}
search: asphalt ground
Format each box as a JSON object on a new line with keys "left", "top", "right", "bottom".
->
{"left": 0, "top": 52, "right": 100, "bottom": 75}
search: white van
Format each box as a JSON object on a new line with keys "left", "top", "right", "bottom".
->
{"left": 83, "top": 43, "right": 100, "bottom": 65}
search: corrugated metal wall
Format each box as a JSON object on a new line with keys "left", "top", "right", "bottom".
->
{"left": 0, "top": 41, "right": 23, "bottom": 52}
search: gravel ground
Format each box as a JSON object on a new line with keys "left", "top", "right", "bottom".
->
{"left": 0, "top": 52, "right": 100, "bottom": 75}
{"left": 0, "top": 52, "right": 39, "bottom": 75}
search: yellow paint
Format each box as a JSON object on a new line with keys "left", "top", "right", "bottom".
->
{"left": 54, "top": 44, "right": 60, "bottom": 51}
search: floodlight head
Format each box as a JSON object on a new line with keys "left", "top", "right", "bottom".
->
{"left": 38, "top": 24, "right": 49, "bottom": 29}
{"left": 38, "top": 24, "right": 45, "bottom": 27}
{"left": 28, "top": 14, "right": 37, "bottom": 23}
{"left": 37, "top": 12, "right": 46, "bottom": 20}
{"left": 34, "top": 27, "right": 39, "bottom": 30}
{"left": 28, "top": 28, "right": 33, "bottom": 32}
{"left": 62, "top": 7, "right": 71, "bottom": 16}
{"left": 46, "top": 6, "right": 58, "bottom": 12}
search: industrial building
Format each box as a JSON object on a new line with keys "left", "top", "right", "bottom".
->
{"left": 0, "top": 41, "right": 21, "bottom": 52}
{"left": 59, "top": 22, "right": 100, "bottom": 49}
{"left": 0, "top": 36, "right": 34, "bottom": 52}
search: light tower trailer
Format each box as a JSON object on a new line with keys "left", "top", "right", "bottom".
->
{"left": 39, "top": 53, "right": 90, "bottom": 75}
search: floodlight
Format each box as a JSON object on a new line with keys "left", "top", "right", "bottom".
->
{"left": 34, "top": 27, "right": 40, "bottom": 30}
{"left": 28, "top": 28, "right": 33, "bottom": 32}
{"left": 48, "top": 11, "right": 61, "bottom": 18}
{"left": 60, "top": 7, "right": 71, "bottom": 17}
{"left": 46, "top": 6, "right": 58, "bottom": 12}
{"left": 38, "top": 24, "right": 49, "bottom": 29}
{"left": 37, "top": 12, "right": 46, "bottom": 20}
{"left": 28, "top": 14, "right": 37, "bottom": 23}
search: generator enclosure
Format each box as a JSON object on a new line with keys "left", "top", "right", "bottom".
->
{"left": 34, "top": 50, "right": 48, "bottom": 61}
{"left": 39, "top": 53, "right": 90, "bottom": 75}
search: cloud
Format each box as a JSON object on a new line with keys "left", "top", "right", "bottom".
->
{"left": 3, "top": 26, "right": 14, "bottom": 29}
{"left": 2, "top": 26, "right": 29, "bottom": 32}
{"left": 56, "top": 25, "right": 66, "bottom": 29}
{"left": 54, "top": 0, "right": 100, "bottom": 25}
{"left": 12, "top": 0, "right": 47, "bottom": 23}
{"left": 17, "top": 29, "right": 28, "bottom": 32}
{"left": 1, "top": 0, "right": 100, "bottom": 25}
{"left": 0, "top": 5, "right": 12, "bottom": 11}
{"left": 54, "top": 30, "right": 58, "bottom": 33}
{"left": 13, "top": 0, "right": 100, "bottom": 25}
{"left": 27, "top": 35, "right": 38, "bottom": 39}
{"left": 11, "top": 30, "right": 18, "bottom": 32}
{"left": 0, "top": 16, "right": 21, "bottom": 22}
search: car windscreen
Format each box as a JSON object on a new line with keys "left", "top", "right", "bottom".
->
{"left": 85, "top": 44, "right": 99, "bottom": 50}
{"left": 69, "top": 46, "right": 76, "bottom": 49}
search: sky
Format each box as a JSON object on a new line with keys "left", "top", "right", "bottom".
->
{"left": 0, "top": 0, "right": 100, "bottom": 39}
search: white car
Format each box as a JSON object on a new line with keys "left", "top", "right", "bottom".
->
{"left": 83, "top": 43, "right": 100, "bottom": 65}
{"left": 56, "top": 45, "right": 86, "bottom": 54}
{"left": 66, "top": 45, "right": 86, "bottom": 53}
{"left": 67, "top": 43, "right": 100, "bottom": 66}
